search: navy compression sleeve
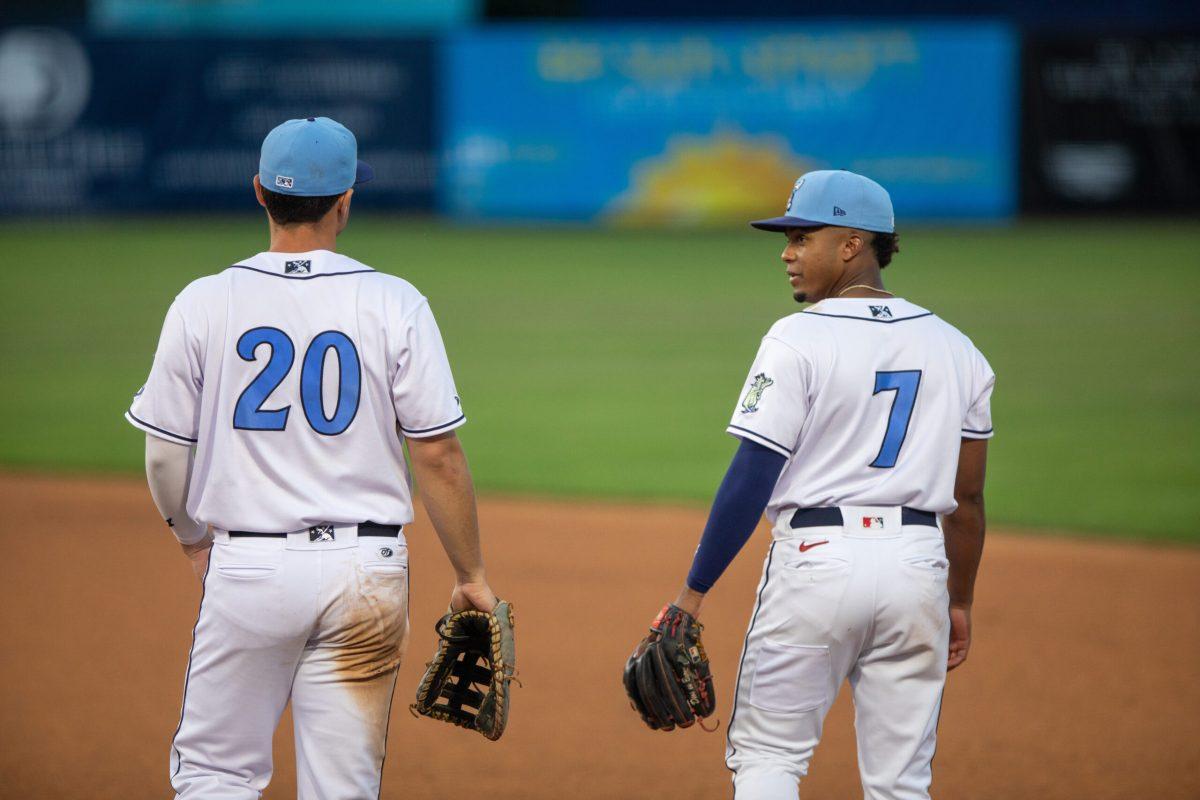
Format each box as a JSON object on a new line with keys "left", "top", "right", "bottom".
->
{"left": 685, "top": 438, "right": 787, "bottom": 593}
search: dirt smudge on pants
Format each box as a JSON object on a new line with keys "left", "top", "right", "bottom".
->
{"left": 327, "top": 561, "right": 410, "bottom": 724}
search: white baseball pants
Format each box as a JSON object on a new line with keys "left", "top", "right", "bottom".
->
{"left": 725, "top": 506, "right": 950, "bottom": 800}
{"left": 170, "top": 528, "right": 410, "bottom": 800}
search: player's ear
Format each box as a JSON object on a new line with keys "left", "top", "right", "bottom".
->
{"left": 843, "top": 231, "right": 865, "bottom": 262}
{"left": 335, "top": 189, "right": 353, "bottom": 230}
{"left": 252, "top": 175, "right": 267, "bottom": 209}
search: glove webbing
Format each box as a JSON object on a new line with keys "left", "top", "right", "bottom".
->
{"left": 439, "top": 656, "right": 492, "bottom": 711}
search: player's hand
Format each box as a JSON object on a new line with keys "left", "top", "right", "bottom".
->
{"left": 180, "top": 539, "right": 212, "bottom": 585}
{"left": 947, "top": 603, "right": 971, "bottom": 671}
{"left": 450, "top": 579, "right": 498, "bottom": 613}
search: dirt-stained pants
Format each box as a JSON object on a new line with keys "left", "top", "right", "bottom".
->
{"left": 170, "top": 528, "right": 410, "bottom": 800}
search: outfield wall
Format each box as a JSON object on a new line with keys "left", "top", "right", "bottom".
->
{"left": 0, "top": 25, "right": 1195, "bottom": 219}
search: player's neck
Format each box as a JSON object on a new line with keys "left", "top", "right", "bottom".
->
{"left": 267, "top": 224, "right": 338, "bottom": 254}
{"left": 831, "top": 267, "right": 888, "bottom": 299}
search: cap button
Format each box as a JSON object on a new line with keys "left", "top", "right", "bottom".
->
{"left": 306, "top": 117, "right": 315, "bottom": 122}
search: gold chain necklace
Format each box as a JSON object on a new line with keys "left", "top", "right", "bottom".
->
{"left": 837, "top": 284, "right": 894, "bottom": 297}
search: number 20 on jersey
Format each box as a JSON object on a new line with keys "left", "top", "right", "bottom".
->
{"left": 233, "top": 327, "right": 361, "bottom": 436}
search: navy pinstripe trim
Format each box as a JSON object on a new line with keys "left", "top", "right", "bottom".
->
{"left": 230, "top": 265, "right": 375, "bottom": 280}
{"left": 962, "top": 427, "right": 993, "bottom": 435}
{"left": 725, "top": 541, "right": 777, "bottom": 771}
{"left": 171, "top": 553, "right": 212, "bottom": 780}
{"left": 802, "top": 311, "right": 933, "bottom": 324}
{"left": 727, "top": 425, "right": 792, "bottom": 456}
{"left": 126, "top": 410, "right": 198, "bottom": 444}
{"left": 400, "top": 414, "right": 465, "bottom": 436}
{"left": 375, "top": 657, "right": 403, "bottom": 799}
{"left": 376, "top": 551, "right": 411, "bottom": 799}
{"left": 928, "top": 684, "right": 947, "bottom": 783}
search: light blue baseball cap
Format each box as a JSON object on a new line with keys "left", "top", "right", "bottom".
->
{"left": 750, "top": 170, "right": 894, "bottom": 233}
{"left": 258, "top": 117, "right": 373, "bottom": 197}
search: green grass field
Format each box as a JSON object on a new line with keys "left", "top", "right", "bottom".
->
{"left": 1, "top": 217, "right": 1197, "bottom": 541}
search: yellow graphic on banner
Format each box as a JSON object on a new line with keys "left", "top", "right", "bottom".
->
{"left": 605, "top": 130, "right": 815, "bottom": 227}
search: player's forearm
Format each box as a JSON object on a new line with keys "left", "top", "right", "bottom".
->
{"left": 681, "top": 439, "right": 787, "bottom": 616}
{"left": 144, "top": 435, "right": 208, "bottom": 545}
{"left": 408, "top": 434, "right": 487, "bottom": 583}
{"left": 942, "top": 495, "right": 985, "bottom": 607}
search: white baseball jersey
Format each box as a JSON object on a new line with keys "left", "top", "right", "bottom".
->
{"left": 125, "top": 249, "right": 464, "bottom": 532}
{"left": 727, "top": 297, "right": 994, "bottom": 521}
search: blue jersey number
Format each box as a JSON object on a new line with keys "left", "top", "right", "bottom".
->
{"left": 233, "top": 328, "right": 360, "bottom": 436}
{"left": 301, "top": 331, "right": 361, "bottom": 436}
{"left": 233, "top": 327, "right": 294, "bottom": 431}
{"left": 869, "top": 370, "right": 922, "bottom": 469}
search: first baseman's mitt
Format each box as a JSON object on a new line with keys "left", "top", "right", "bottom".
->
{"left": 623, "top": 604, "right": 716, "bottom": 731}
{"left": 410, "top": 600, "right": 516, "bottom": 741}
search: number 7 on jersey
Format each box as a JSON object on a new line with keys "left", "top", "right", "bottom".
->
{"left": 869, "top": 370, "right": 922, "bottom": 469}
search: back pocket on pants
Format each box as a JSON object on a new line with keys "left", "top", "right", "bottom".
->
{"left": 749, "top": 641, "right": 831, "bottom": 713}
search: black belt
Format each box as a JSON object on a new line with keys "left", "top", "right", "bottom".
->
{"left": 790, "top": 507, "right": 936, "bottom": 529}
{"left": 229, "top": 522, "right": 401, "bottom": 538}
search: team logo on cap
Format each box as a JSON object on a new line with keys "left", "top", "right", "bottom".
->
{"left": 275, "top": 175, "right": 294, "bottom": 189}
{"left": 285, "top": 260, "right": 311, "bottom": 275}
{"left": 785, "top": 177, "right": 804, "bottom": 213}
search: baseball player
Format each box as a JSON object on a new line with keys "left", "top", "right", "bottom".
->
{"left": 659, "top": 171, "right": 993, "bottom": 798}
{"left": 126, "top": 117, "right": 500, "bottom": 799}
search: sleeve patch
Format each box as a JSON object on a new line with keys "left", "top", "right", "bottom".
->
{"left": 739, "top": 373, "right": 774, "bottom": 414}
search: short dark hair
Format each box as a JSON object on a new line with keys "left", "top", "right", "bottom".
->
{"left": 871, "top": 231, "right": 900, "bottom": 269}
{"left": 260, "top": 186, "right": 342, "bottom": 225}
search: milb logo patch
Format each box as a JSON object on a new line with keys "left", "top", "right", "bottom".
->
{"left": 869, "top": 305, "right": 892, "bottom": 319}
{"left": 285, "top": 260, "right": 311, "bottom": 275}
{"left": 309, "top": 525, "right": 335, "bottom": 542}
{"left": 275, "top": 175, "right": 294, "bottom": 189}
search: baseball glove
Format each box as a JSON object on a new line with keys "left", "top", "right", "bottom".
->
{"left": 623, "top": 604, "right": 716, "bottom": 731}
{"left": 410, "top": 600, "right": 516, "bottom": 741}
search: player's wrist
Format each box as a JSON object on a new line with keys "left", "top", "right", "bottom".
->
{"left": 673, "top": 586, "right": 706, "bottom": 618}
{"left": 179, "top": 535, "right": 212, "bottom": 556}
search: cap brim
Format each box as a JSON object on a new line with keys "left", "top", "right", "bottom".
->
{"left": 748, "top": 216, "right": 827, "bottom": 232}
{"left": 354, "top": 160, "right": 374, "bottom": 186}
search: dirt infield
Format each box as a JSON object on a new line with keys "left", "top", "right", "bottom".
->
{"left": 1, "top": 472, "right": 1197, "bottom": 799}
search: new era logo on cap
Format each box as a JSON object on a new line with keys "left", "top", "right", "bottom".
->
{"left": 833, "top": 206, "right": 846, "bottom": 216}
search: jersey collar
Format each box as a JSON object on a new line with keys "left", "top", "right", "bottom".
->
{"left": 233, "top": 250, "right": 374, "bottom": 279}
{"left": 802, "top": 297, "right": 931, "bottom": 323}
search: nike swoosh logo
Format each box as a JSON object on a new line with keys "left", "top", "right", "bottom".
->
{"left": 798, "top": 539, "right": 829, "bottom": 553}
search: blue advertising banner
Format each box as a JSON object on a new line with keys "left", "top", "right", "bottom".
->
{"left": 91, "top": 0, "right": 479, "bottom": 35}
{"left": 0, "top": 29, "right": 436, "bottom": 214}
{"left": 442, "top": 24, "right": 1018, "bottom": 224}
